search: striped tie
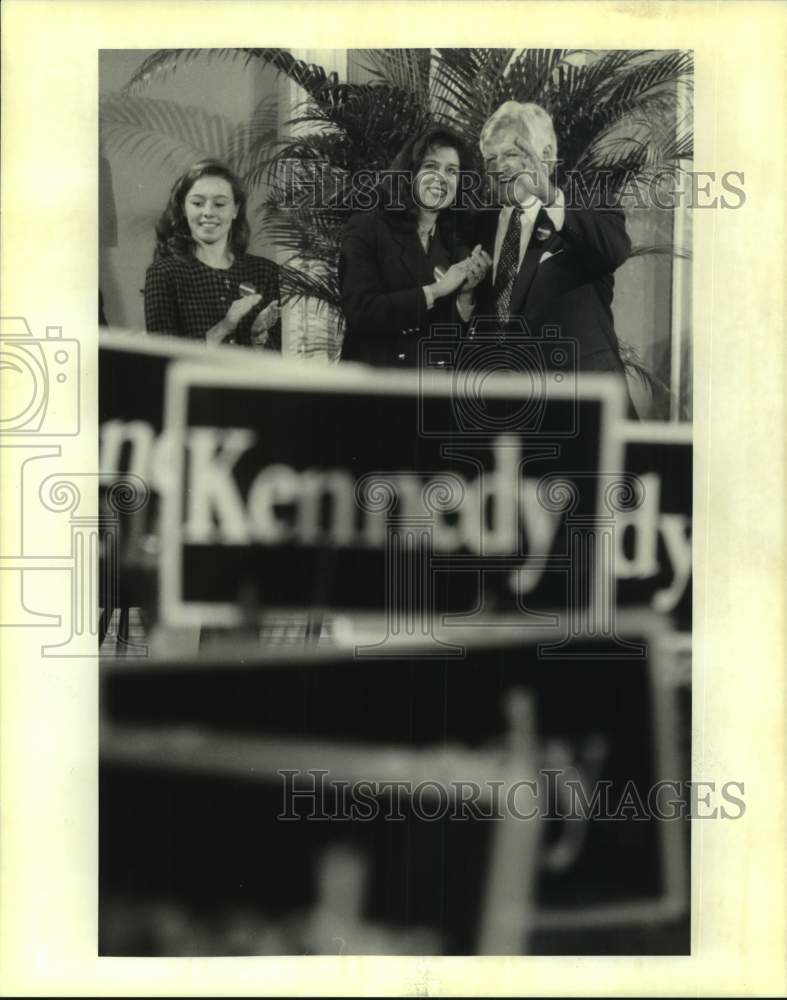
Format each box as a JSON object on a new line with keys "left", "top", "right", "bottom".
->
{"left": 494, "top": 209, "right": 522, "bottom": 322}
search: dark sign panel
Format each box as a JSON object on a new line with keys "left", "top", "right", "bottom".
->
{"left": 99, "top": 330, "right": 243, "bottom": 487}
{"left": 613, "top": 422, "right": 692, "bottom": 631}
{"left": 100, "top": 620, "right": 687, "bottom": 953}
{"left": 160, "top": 359, "right": 626, "bottom": 626}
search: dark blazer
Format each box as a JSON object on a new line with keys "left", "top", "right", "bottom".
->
{"left": 474, "top": 203, "right": 631, "bottom": 375}
{"left": 339, "top": 209, "right": 469, "bottom": 368}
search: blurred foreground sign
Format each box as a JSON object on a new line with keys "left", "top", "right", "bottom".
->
{"left": 99, "top": 330, "right": 237, "bottom": 489}
{"left": 613, "top": 422, "right": 692, "bottom": 631}
{"left": 100, "top": 623, "right": 688, "bottom": 954}
{"left": 160, "top": 357, "right": 626, "bottom": 627}
{"left": 99, "top": 336, "right": 692, "bottom": 636}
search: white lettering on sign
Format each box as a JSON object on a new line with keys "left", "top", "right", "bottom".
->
{"left": 178, "top": 429, "right": 563, "bottom": 567}
{"left": 184, "top": 428, "right": 256, "bottom": 544}
{"left": 171, "top": 430, "right": 568, "bottom": 596}
{"left": 654, "top": 514, "right": 692, "bottom": 613}
{"left": 100, "top": 421, "right": 692, "bottom": 611}
{"left": 614, "top": 473, "right": 692, "bottom": 614}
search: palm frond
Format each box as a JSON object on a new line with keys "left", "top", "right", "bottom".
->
{"left": 629, "top": 243, "right": 692, "bottom": 260}
{"left": 224, "top": 95, "right": 280, "bottom": 177}
{"left": 540, "top": 52, "right": 691, "bottom": 174}
{"left": 279, "top": 263, "right": 340, "bottom": 309}
{"left": 557, "top": 49, "right": 652, "bottom": 103}
{"left": 251, "top": 136, "right": 360, "bottom": 203}
{"left": 260, "top": 206, "right": 344, "bottom": 265}
{"left": 502, "top": 48, "right": 572, "bottom": 104}
{"left": 357, "top": 49, "right": 432, "bottom": 102}
{"left": 123, "top": 48, "right": 337, "bottom": 100}
{"left": 471, "top": 48, "right": 519, "bottom": 110}
{"left": 430, "top": 48, "right": 579, "bottom": 149}
{"left": 428, "top": 49, "right": 480, "bottom": 129}
{"left": 284, "top": 82, "right": 431, "bottom": 171}
{"left": 656, "top": 114, "right": 694, "bottom": 162}
{"left": 605, "top": 50, "right": 693, "bottom": 107}
{"left": 99, "top": 94, "right": 234, "bottom": 171}
{"left": 570, "top": 89, "right": 692, "bottom": 178}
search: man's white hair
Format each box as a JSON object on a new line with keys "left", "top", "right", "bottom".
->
{"left": 479, "top": 101, "right": 558, "bottom": 160}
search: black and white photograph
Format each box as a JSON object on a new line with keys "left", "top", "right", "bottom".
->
{"left": 1, "top": 1, "right": 786, "bottom": 995}
{"left": 97, "top": 45, "right": 694, "bottom": 956}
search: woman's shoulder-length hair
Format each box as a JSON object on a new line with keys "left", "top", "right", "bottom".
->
{"left": 375, "top": 125, "right": 477, "bottom": 249}
{"left": 153, "top": 159, "right": 251, "bottom": 262}
{"left": 379, "top": 126, "right": 475, "bottom": 213}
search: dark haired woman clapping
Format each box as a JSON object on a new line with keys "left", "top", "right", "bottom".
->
{"left": 144, "top": 159, "right": 281, "bottom": 349}
{"left": 339, "top": 126, "right": 490, "bottom": 368}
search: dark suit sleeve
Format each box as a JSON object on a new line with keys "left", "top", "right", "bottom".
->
{"left": 470, "top": 212, "right": 499, "bottom": 319}
{"left": 560, "top": 206, "right": 631, "bottom": 276}
{"left": 339, "top": 213, "right": 426, "bottom": 338}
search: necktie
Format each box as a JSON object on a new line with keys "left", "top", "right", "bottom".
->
{"left": 494, "top": 209, "right": 522, "bottom": 321}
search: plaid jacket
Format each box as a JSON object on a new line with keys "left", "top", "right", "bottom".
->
{"left": 144, "top": 251, "right": 281, "bottom": 349}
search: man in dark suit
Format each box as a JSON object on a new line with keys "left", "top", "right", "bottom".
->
{"left": 472, "top": 101, "right": 635, "bottom": 396}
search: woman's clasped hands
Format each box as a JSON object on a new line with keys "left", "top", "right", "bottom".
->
{"left": 461, "top": 244, "right": 492, "bottom": 290}
{"left": 209, "top": 293, "right": 281, "bottom": 346}
{"left": 433, "top": 245, "right": 492, "bottom": 299}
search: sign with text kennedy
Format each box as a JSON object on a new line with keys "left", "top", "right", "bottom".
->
{"left": 160, "top": 356, "right": 627, "bottom": 627}
{"left": 613, "top": 422, "right": 692, "bottom": 632}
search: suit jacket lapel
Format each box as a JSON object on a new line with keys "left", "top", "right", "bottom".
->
{"left": 478, "top": 209, "right": 499, "bottom": 257}
{"left": 508, "top": 242, "right": 542, "bottom": 317}
{"left": 473, "top": 211, "right": 499, "bottom": 310}
{"left": 388, "top": 220, "right": 430, "bottom": 285}
{"left": 509, "top": 209, "right": 562, "bottom": 317}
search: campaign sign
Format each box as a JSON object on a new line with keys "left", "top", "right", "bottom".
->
{"left": 612, "top": 422, "right": 692, "bottom": 631}
{"left": 160, "top": 358, "right": 626, "bottom": 627}
{"left": 99, "top": 332, "right": 268, "bottom": 640}
{"left": 99, "top": 329, "right": 250, "bottom": 490}
{"left": 100, "top": 619, "right": 687, "bottom": 953}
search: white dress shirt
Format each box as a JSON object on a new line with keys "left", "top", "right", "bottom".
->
{"left": 492, "top": 188, "right": 566, "bottom": 284}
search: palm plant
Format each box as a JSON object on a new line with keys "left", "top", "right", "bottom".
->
{"left": 103, "top": 47, "right": 693, "bottom": 377}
